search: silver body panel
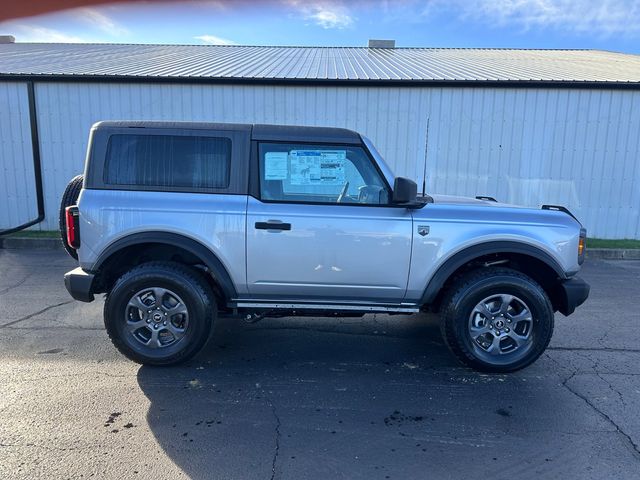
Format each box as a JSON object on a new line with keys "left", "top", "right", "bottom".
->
{"left": 78, "top": 189, "right": 580, "bottom": 305}
{"left": 78, "top": 189, "right": 249, "bottom": 294}
{"left": 245, "top": 196, "right": 413, "bottom": 302}
{"left": 406, "top": 201, "right": 581, "bottom": 300}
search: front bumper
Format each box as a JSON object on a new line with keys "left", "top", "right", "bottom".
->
{"left": 64, "top": 267, "right": 95, "bottom": 302}
{"left": 557, "top": 276, "right": 590, "bottom": 316}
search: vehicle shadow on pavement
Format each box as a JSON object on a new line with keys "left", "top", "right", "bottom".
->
{"left": 135, "top": 313, "right": 605, "bottom": 480}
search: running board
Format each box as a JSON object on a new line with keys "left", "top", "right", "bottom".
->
{"left": 232, "top": 301, "right": 420, "bottom": 314}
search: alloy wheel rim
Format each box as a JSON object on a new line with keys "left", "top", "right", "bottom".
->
{"left": 125, "top": 287, "right": 189, "bottom": 349}
{"left": 467, "top": 293, "right": 534, "bottom": 364}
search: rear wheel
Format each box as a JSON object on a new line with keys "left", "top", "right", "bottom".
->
{"left": 440, "top": 267, "right": 554, "bottom": 373}
{"left": 104, "top": 262, "right": 215, "bottom": 365}
{"left": 58, "top": 174, "right": 84, "bottom": 259}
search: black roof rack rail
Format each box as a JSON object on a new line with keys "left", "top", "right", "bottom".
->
{"left": 541, "top": 204, "right": 580, "bottom": 223}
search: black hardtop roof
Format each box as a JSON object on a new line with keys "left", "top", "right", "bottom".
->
{"left": 252, "top": 124, "right": 361, "bottom": 144}
{"left": 92, "top": 121, "right": 361, "bottom": 144}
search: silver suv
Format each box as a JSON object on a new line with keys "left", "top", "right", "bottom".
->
{"left": 62, "top": 121, "right": 589, "bottom": 372}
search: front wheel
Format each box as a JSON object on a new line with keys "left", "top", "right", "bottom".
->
{"left": 104, "top": 262, "right": 216, "bottom": 365}
{"left": 440, "top": 267, "right": 554, "bottom": 373}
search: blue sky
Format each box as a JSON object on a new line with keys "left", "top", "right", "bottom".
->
{"left": 1, "top": 0, "right": 640, "bottom": 53}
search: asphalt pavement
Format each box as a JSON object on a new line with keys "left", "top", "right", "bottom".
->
{"left": 0, "top": 249, "right": 639, "bottom": 479}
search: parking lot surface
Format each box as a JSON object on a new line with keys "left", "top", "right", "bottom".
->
{"left": 0, "top": 249, "right": 639, "bottom": 479}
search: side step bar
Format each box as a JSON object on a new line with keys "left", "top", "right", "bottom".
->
{"left": 232, "top": 301, "right": 420, "bottom": 314}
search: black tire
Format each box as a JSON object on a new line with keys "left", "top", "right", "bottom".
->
{"left": 59, "top": 174, "right": 84, "bottom": 259}
{"left": 104, "top": 261, "right": 216, "bottom": 366}
{"left": 440, "top": 267, "right": 554, "bottom": 373}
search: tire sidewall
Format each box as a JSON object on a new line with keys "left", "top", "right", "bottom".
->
{"left": 105, "top": 267, "right": 213, "bottom": 365}
{"left": 448, "top": 273, "right": 554, "bottom": 372}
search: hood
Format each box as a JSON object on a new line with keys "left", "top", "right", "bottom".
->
{"left": 425, "top": 194, "right": 524, "bottom": 209}
{"left": 414, "top": 193, "right": 581, "bottom": 231}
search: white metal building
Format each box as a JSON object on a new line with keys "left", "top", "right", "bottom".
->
{"left": 1, "top": 41, "right": 640, "bottom": 238}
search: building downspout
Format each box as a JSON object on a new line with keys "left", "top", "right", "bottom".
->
{"left": 0, "top": 81, "right": 45, "bottom": 235}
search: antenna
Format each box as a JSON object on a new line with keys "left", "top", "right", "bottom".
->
{"left": 421, "top": 117, "right": 430, "bottom": 198}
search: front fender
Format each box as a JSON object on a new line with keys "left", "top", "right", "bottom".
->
{"left": 418, "top": 240, "right": 567, "bottom": 305}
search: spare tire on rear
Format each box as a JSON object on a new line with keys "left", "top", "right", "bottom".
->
{"left": 59, "top": 174, "right": 84, "bottom": 259}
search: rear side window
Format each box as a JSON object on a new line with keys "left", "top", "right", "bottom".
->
{"left": 104, "top": 134, "right": 231, "bottom": 190}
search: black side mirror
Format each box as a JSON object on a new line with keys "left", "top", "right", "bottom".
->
{"left": 392, "top": 177, "right": 418, "bottom": 204}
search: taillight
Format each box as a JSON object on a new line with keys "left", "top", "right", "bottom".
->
{"left": 65, "top": 206, "right": 80, "bottom": 249}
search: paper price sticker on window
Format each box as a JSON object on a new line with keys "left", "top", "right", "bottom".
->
{"left": 289, "top": 150, "right": 346, "bottom": 186}
{"left": 264, "top": 152, "right": 288, "bottom": 180}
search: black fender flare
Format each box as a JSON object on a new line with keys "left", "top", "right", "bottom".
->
{"left": 92, "top": 231, "right": 237, "bottom": 299}
{"left": 420, "top": 241, "right": 568, "bottom": 305}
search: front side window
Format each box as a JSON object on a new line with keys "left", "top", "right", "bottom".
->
{"left": 104, "top": 134, "right": 231, "bottom": 190}
{"left": 258, "top": 143, "right": 390, "bottom": 205}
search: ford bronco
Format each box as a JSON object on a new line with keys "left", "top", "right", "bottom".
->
{"left": 62, "top": 121, "right": 589, "bottom": 372}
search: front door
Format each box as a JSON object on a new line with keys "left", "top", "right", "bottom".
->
{"left": 246, "top": 141, "right": 413, "bottom": 303}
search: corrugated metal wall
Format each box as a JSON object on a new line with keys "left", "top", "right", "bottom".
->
{"left": 2, "top": 81, "right": 639, "bottom": 238}
{"left": 0, "top": 82, "right": 37, "bottom": 229}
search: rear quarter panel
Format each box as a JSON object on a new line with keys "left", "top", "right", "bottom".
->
{"left": 77, "top": 189, "right": 248, "bottom": 294}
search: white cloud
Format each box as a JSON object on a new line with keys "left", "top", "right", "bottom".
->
{"left": 194, "top": 34, "right": 236, "bottom": 45}
{"left": 309, "top": 7, "right": 354, "bottom": 28}
{"left": 3, "top": 24, "right": 85, "bottom": 43}
{"left": 0, "top": 7, "right": 126, "bottom": 43}
{"left": 75, "top": 8, "right": 128, "bottom": 37}
{"left": 288, "top": 1, "right": 355, "bottom": 29}
{"left": 427, "top": 0, "right": 640, "bottom": 37}
{"left": 288, "top": 0, "right": 640, "bottom": 35}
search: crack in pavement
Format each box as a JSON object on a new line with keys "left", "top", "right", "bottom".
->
{"left": 0, "top": 301, "right": 73, "bottom": 329}
{"left": 548, "top": 351, "right": 640, "bottom": 458}
{"left": 572, "top": 351, "right": 631, "bottom": 410}
{"left": 547, "top": 350, "right": 640, "bottom": 376}
{"left": 545, "top": 353, "right": 640, "bottom": 378}
{"left": 543, "top": 351, "right": 572, "bottom": 375}
{"left": 561, "top": 372, "right": 640, "bottom": 457}
{"left": 268, "top": 401, "right": 281, "bottom": 480}
{"left": 0, "top": 273, "right": 33, "bottom": 295}
{"left": 547, "top": 346, "right": 640, "bottom": 354}
{"left": 595, "top": 371, "right": 629, "bottom": 409}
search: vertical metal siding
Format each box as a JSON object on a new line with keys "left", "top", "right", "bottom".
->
{"left": 424, "top": 87, "right": 640, "bottom": 239}
{"left": 0, "top": 82, "right": 37, "bottom": 229}
{"left": 31, "top": 82, "right": 640, "bottom": 238}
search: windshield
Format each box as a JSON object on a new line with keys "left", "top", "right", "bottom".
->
{"left": 361, "top": 136, "right": 395, "bottom": 187}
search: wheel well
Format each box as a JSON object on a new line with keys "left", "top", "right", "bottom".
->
{"left": 93, "top": 242, "right": 227, "bottom": 307}
{"left": 429, "top": 252, "right": 563, "bottom": 313}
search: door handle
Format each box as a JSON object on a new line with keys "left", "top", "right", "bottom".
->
{"left": 255, "top": 221, "right": 291, "bottom": 231}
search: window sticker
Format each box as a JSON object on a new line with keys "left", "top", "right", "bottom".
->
{"left": 264, "top": 152, "right": 288, "bottom": 180}
{"left": 289, "top": 150, "right": 347, "bottom": 186}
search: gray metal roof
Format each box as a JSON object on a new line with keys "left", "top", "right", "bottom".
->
{"left": 1, "top": 43, "right": 640, "bottom": 85}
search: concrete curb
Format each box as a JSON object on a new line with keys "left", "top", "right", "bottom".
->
{"left": 0, "top": 236, "right": 63, "bottom": 250}
{"left": 1, "top": 236, "right": 639, "bottom": 260}
{"left": 586, "top": 248, "right": 640, "bottom": 260}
